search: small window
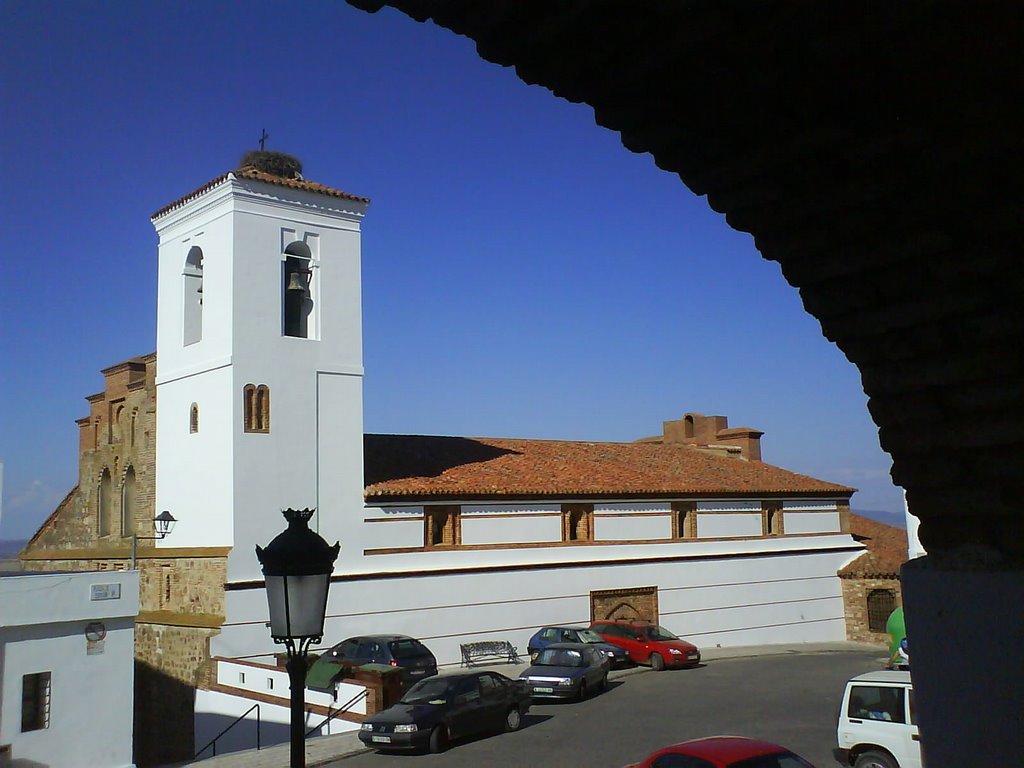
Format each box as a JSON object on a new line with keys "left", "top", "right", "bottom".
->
{"left": 21, "top": 672, "right": 51, "bottom": 732}
{"left": 562, "top": 504, "right": 594, "bottom": 542}
{"left": 190, "top": 403, "right": 199, "bottom": 433}
{"left": 243, "top": 384, "right": 270, "bottom": 433}
{"left": 424, "top": 505, "right": 461, "bottom": 547}
{"left": 672, "top": 502, "right": 697, "bottom": 539}
{"left": 867, "top": 589, "right": 897, "bottom": 633}
{"left": 763, "top": 504, "right": 783, "bottom": 536}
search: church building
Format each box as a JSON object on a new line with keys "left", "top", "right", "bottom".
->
{"left": 21, "top": 153, "right": 874, "bottom": 765}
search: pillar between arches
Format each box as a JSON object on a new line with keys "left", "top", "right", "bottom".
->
{"left": 901, "top": 553, "right": 1024, "bottom": 766}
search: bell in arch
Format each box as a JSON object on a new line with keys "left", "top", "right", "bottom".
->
{"left": 286, "top": 270, "right": 309, "bottom": 294}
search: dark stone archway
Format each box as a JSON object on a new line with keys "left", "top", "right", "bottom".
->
{"left": 349, "top": 3, "right": 1023, "bottom": 764}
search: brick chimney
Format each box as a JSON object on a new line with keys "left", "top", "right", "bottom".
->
{"left": 654, "top": 412, "right": 764, "bottom": 461}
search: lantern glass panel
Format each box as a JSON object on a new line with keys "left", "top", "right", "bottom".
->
{"left": 265, "top": 573, "right": 330, "bottom": 639}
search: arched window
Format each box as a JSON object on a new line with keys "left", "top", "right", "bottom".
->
{"left": 112, "top": 405, "right": 124, "bottom": 443}
{"left": 129, "top": 409, "right": 137, "bottom": 447}
{"left": 121, "top": 466, "right": 136, "bottom": 536}
{"left": 98, "top": 469, "right": 112, "bottom": 537}
{"left": 190, "top": 403, "right": 199, "bottom": 433}
{"left": 867, "top": 589, "right": 897, "bottom": 633}
{"left": 283, "top": 241, "right": 313, "bottom": 338}
{"left": 243, "top": 384, "right": 270, "bottom": 433}
{"left": 183, "top": 245, "right": 204, "bottom": 345}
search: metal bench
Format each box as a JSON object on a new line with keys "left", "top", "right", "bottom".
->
{"left": 460, "top": 640, "right": 519, "bottom": 667}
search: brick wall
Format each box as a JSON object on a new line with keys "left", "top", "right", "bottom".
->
{"left": 841, "top": 576, "right": 902, "bottom": 644}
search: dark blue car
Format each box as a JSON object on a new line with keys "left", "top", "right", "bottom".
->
{"left": 527, "top": 625, "right": 630, "bottom": 667}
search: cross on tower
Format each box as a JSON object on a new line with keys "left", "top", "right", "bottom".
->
{"left": 258, "top": 129, "right": 269, "bottom": 151}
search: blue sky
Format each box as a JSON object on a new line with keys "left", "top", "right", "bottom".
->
{"left": 0, "top": 1, "right": 904, "bottom": 540}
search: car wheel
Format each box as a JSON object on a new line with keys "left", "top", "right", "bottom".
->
{"left": 853, "top": 750, "right": 898, "bottom": 768}
{"left": 650, "top": 653, "right": 665, "bottom": 671}
{"left": 428, "top": 725, "right": 448, "bottom": 754}
{"left": 504, "top": 707, "right": 522, "bottom": 732}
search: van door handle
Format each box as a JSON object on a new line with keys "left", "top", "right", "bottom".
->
{"left": 849, "top": 719, "right": 863, "bottom": 724}
{"left": 912, "top": 734, "right": 920, "bottom": 741}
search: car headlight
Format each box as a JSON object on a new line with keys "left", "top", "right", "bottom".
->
{"left": 360, "top": 723, "right": 373, "bottom": 732}
{"left": 668, "top": 648, "right": 682, "bottom": 654}
{"left": 393, "top": 724, "right": 418, "bottom": 733}
{"left": 605, "top": 650, "right": 615, "bottom": 657}
{"left": 558, "top": 678, "right": 574, "bottom": 686}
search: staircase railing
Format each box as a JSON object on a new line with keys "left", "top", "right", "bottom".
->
{"left": 194, "top": 703, "right": 261, "bottom": 759}
{"left": 305, "top": 688, "right": 370, "bottom": 737}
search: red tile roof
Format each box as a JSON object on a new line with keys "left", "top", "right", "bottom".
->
{"left": 151, "top": 167, "right": 369, "bottom": 220}
{"left": 840, "top": 513, "right": 909, "bottom": 578}
{"left": 363, "top": 434, "right": 855, "bottom": 500}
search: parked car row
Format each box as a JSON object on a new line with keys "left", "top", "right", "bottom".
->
{"left": 349, "top": 620, "right": 704, "bottom": 754}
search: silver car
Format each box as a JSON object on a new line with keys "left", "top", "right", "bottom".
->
{"left": 518, "top": 642, "right": 610, "bottom": 701}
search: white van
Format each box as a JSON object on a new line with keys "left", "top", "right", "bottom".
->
{"left": 834, "top": 670, "right": 922, "bottom": 768}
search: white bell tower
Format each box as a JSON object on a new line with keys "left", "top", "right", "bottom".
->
{"left": 152, "top": 153, "right": 369, "bottom": 582}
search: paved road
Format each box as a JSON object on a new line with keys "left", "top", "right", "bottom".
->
{"left": 324, "top": 648, "right": 884, "bottom": 768}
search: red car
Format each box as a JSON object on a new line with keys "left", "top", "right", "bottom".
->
{"left": 625, "top": 736, "right": 817, "bottom": 768}
{"left": 589, "top": 620, "right": 700, "bottom": 670}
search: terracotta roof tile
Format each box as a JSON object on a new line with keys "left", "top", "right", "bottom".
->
{"left": 839, "top": 513, "right": 909, "bottom": 578}
{"left": 151, "top": 167, "right": 369, "bottom": 220}
{"left": 363, "top": 434, "right": 854, "bottom": 500}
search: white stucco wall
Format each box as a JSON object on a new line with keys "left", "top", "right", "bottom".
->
{"left": 697, "top": 513, "right": 763, "bottom": 538}
{"left": 153, "top": 176, "right": 368, "bottom": 581}
{"left": 212, "top": 532, "right": 862, "bottom": 666}
{"left": 0, "top": 571, "right": 139, "bottom": 768}
{"left": 782, "top": 510, "right": 842, "bottom": 534}
{"left": 462, "top": 515, "right": 561, "bottom": 545}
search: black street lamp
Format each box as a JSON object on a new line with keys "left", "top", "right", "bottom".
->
{"left": 256, "top": 508, "right": 340, "bottom": 768}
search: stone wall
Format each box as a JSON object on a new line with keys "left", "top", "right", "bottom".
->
{"left": 841, "top": 576, "right": 901, "bottom": 645}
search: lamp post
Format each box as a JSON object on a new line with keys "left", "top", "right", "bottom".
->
{"left": 130, "top": 510, "right": 177, "bottom": 569}
{"left": 256, "top": 508, "right": 340, "bottom": 768}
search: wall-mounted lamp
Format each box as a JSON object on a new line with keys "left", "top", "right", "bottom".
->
{"left": 131, "top": 510, "right": 177, "bottom": 569}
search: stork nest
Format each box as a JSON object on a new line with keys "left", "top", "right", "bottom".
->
{"left": 239, "top": 150, "right": 303, "bottom": 179}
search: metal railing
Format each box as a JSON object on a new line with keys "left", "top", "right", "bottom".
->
{"left": 194, "top": 703, "right": 261, "bottom": 759}
{"left": 306, "top": 688, "right": 370, "bottom": 738}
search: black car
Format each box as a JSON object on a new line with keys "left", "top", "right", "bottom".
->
{"left": 518, "top": 642, "right": 610, "bottom": 700}
{"left": 319, "top": 635, "right": 437, "bottom": 688}
{"left": 358, "top": 670, "right": 531, "bottom": 753}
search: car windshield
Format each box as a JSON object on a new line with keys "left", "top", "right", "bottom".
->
{"left": 577, "top": 629, "right": 605, "bottom": 643}
{"left": 536, "top": 648, "right": 584, "bottom": 667}
{"left": 389, "top": 639, "right": 429, "bottom": 659}
{"left": 642, "top": 625, "right": 679, "bottom": 641}
{"left": 399, "top": 677, "right": 452, "bottom": 704}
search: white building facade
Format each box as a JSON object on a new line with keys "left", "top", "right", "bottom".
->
{"left": 150, "top": 161, "right": 864, "bottom": 676}
{"left": 0, "top": 570, "right": 139, "bottom": 768}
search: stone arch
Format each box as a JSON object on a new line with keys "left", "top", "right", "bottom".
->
{"left": 121, "top": 465, "right": 137, "bottom": 536}
{"left": 97, "top": 467, "right": 113, "bottom": 537}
